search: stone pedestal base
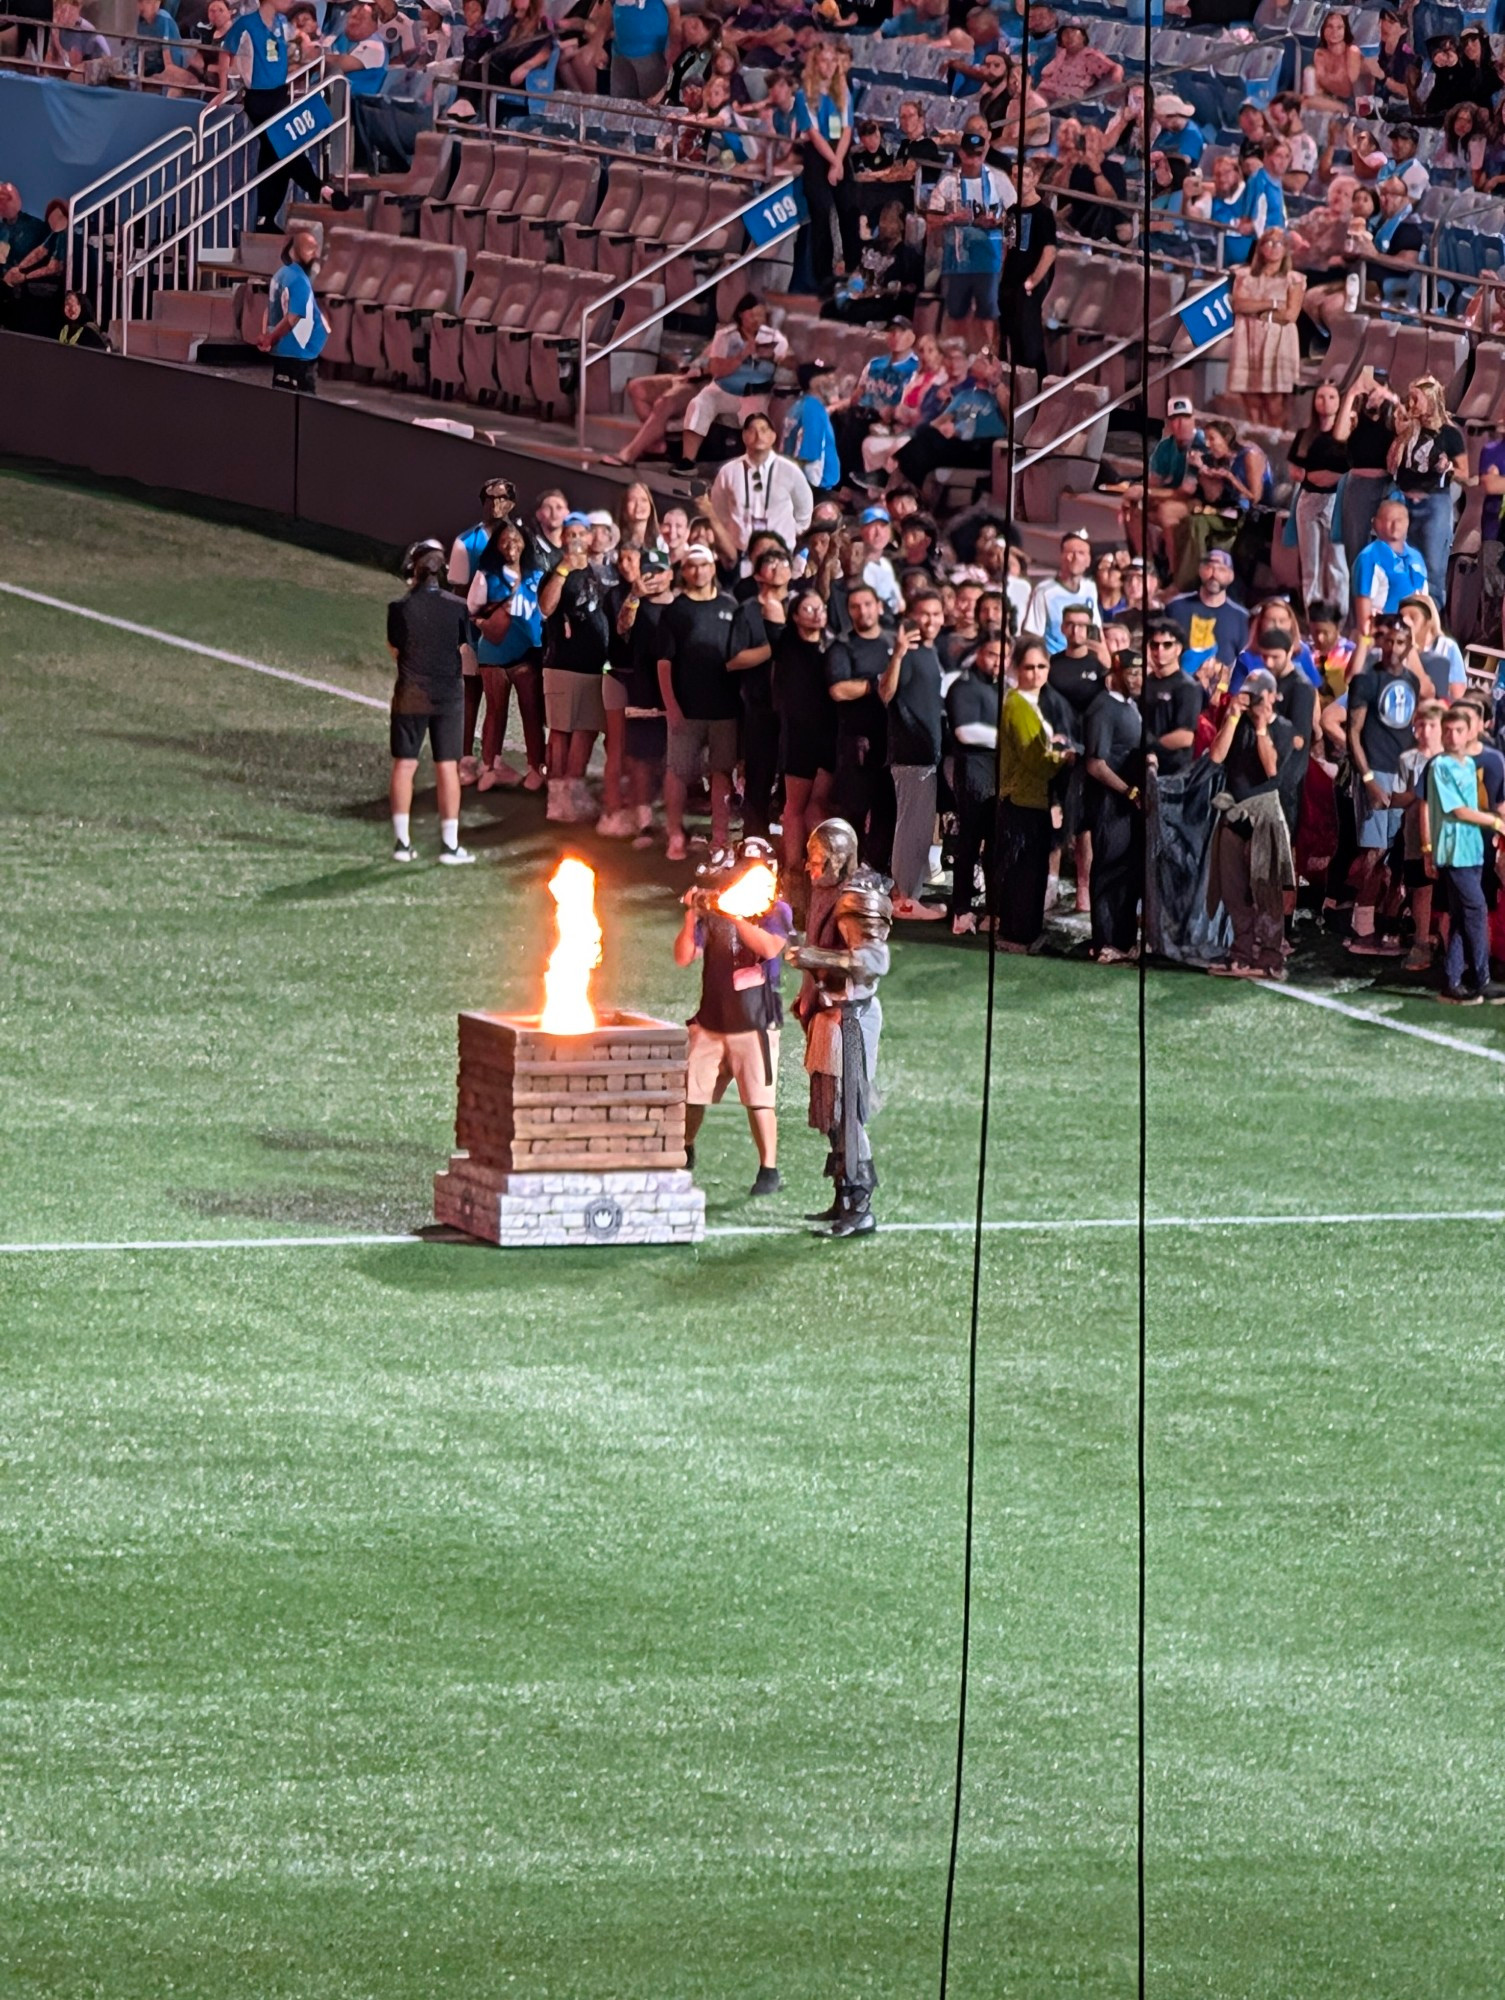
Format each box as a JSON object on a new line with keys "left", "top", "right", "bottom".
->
{"left": 434, "top": 1154, "right": 705, "bottom": 1247}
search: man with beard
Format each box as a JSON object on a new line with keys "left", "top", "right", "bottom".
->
{"left": 1083, "top": 648, "right": 1146, "bottom": 962}
{"left": 826, "top": 583, "right": 896, "bottom": 871}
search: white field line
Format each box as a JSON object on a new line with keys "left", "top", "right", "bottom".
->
{"left": 1, "top": 1211, "right": 1502, "bottom": 1255}
{"left": 1260, "top": 978, "right": 1505, "bottom": 1068}
{"left": 0, "top": 581, "right": 387, "bottom": 711}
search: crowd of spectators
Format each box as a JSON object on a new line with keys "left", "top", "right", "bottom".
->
{"left": 395, "top": 459, "right": 1505, "bottom": 1003}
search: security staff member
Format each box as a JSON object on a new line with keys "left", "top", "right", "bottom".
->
{"left": 225, "top": 0, "right": 331, "bottom": 233}
{"left": 387, "top": 539, "right": 474, "bottom": 865}
{"left": 672, "top": 838, "right": 791, "bottom": 1197}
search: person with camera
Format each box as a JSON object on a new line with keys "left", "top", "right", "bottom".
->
{"left": 925, "top": 114, "right": 1016, "bottom": 352}
{"left": 537, "top": 512, "right": 611, "bottom": 824}
{"left": 673, "top": 838, "right": 792, "bottom": 1196}
{"left": 880, "top": 593, "right": 946, "bottom": 920}
{"left": 1206, "top": 667, "right": 1295, "bottom": 979}
{"left": 386, "top": 539, "right": 474, "bottom": 866}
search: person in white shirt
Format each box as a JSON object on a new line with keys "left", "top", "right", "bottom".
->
{"left": 706, "top": 411, "right": 814, "bottom": 565}
{"left": 1024, "top": 528, "right": 1100, "bottom": 653}
{"left": 680, "top": 316, "right": 789, "bottom": 469}
{"left": 857, "top": 504, "right": 904, "bottom": 613}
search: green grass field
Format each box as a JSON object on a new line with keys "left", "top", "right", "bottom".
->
{"left": 2, "top": 464, "right": 1503, "bottom": 1999}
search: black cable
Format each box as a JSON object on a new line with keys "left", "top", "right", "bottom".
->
{"left": 936, "top": 17, "right": 1032, "bottom": 1989}
{"left": 1137, "top": 13, "right": 1153, "bottom": 1998}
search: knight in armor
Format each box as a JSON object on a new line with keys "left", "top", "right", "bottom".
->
{"left": 788, "top": 818, "right": 893, "bottom": 1238}
{"left": 673, "top": 836, "right": 792, "bottom": 1198}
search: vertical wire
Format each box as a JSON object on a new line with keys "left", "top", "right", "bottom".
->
{"left": 936, "top": 22, "right": 1031, "bottom": 1992}
{"left": 1137, "top": 13, "right": 1153, "bottom": 1998}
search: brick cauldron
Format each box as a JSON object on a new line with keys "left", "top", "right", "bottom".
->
{"left": 434, "top": 1010, "right": 705, "bottom": 1247}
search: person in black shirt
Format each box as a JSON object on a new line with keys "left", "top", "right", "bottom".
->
{"left": 386, "top": 539, "right": 473, "bottom": 866}
{"left": 880, "top": 590, "right": 947, "bottom": 919}
{"left": 944, "top": 635, "right": 1001, "bottom": 933}
{"left": 1208, "top": 667, "right": 1296, "bottom": 977}
{"left": 537, "top": 514, "right": 611, "bottom": 825}
{"left": 998, "top": 158, "right": 1056, "bottom": 375}
{"left": 1048, "top": 604, "right": 1109, "bottom": 913}
{"left": 1065, "top": 124, "right": 1131, "bottom": 245}
{"left": 1346, "top": 610, "right": 1422, "bottom": 951}
{"left": 1139, "top": 620, "right": 1203, "bottom": 777}
{"left": 773, "top": 589, "right": 839, "bottom": 880}
{"left": 657, "top": 543, "right": 741, "bottom": 860}
{"left": 727, "top": 544, "right": 792, "bottom": 842}
{"left": 1083, "top": 650, "right": 1146, "bottom": 961}
{"left": 605, "top": 543, "right": 673, "bottom": 844}
{"left": 1336, "top": 366, "right": 1400, "bottom": 569}
{"left": 827, "top": 584, "right": 896, "bottom": 871}
{"left": 1258, "top": 625, "right": 1316, "bottom": 833}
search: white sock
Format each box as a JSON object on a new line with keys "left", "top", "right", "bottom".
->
{"left": 440, "top": 818, "right": 459, "bottom": 850}
{"left": 392, "top": 813, "right": 410, "bottom": 846}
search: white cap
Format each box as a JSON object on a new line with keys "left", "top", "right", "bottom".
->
{"left": 682, "top": 543, "right": 716, "bottom": 564}
{"left": 1166, "top": 395, "right": 1195, "bottom": 418}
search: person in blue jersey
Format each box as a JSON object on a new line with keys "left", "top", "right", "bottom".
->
{"left": 1239, "top": 138, "right": 1287, "bottom": 238}
{"left": 610, "top": 0, "right": 678, "bottom": 97}
{"left": 783, "top": 361, "right": 842, "bottom": 497}
{"left": 322, "top": 0, "right": 388, "bottom": 94}
{"left": 224, "top": 0, "right": 331, "bottom": 232}
{"left": 925, "top": 116, "right": 1015, "bottom": 350}
{"left": 465, "top": 518, "right": 547, "bottom": 794}
{"left": 256, "top": 229, "right": 328, "bottom": 393}
{"left": 792, "top": 39, "right": 855, "bottom": 296}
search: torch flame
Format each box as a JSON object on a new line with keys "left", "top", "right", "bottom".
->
{"left": 715, "top": 861, "right": 780, "bottom": 921}
{"left": 540, "top": 857, "right": 602, "bottom": 1034}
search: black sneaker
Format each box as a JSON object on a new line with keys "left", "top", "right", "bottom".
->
{"left": 749, "top": 1166, "right": 784, "bottom": 1197}
{"left": 1482, "top": 982, "right": 1505, "bottom": 1004}
{"left": 1439, "top": 987, "right": 1484, "bottom": 1006}
{"left": 392, "top": 839, "right": 416, "bottom": 863}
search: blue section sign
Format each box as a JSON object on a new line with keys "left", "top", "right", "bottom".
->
{"left": 1178, "top": 281, "right": 1233, "bottom": 347}
{"left": 265, "top": 91, "right": 332, "bottom": 161}
{"left": 743, "top": 180, "right": 807, "bottom": 247}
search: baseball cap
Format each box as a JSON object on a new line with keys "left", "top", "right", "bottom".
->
{"left": 639, "top": 547, "right": 670, "bottom": 575}
{"left": 1240, "top": 668, "right": 1278, "bottom": 699}
{"left": 563, "top": 511, "right": 592, "bottom": 528}
{"left": 1113, "top": 647, "right": 1144, "bottom": 674}
{"left": 1155, "top": 93, "right": 1195, "bottom": 119}
{"left": 1166, "top": 396, "right": 1195, "bottom": 418}
{"left": 796, "top": 359, "right": 834, "bottom": 390}
{"left": 860, "top": 505, "right": 891, "bottom": 525}
{"left": 586, "top": 508, "right": 615, "bottom": 528}
{"left": 421, "top": 0, "right": 452, "bottom": 15}
{"left": 682, "top": 542, "right": 716, "bottom": 564}
{"left": 1202, "top": 546, "right": 1235, "bottom": 571}
{"left": 753, "top": 325, "right": 780, "bottom": 346}
{"left": 889, "top": 314, "right": 914, "bottom": 330}
{"left": 1061, "top": 525, "right": 1092, "bottom": 547}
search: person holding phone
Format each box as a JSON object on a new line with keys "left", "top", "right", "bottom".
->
{"left": 925, "top": 115, "right": 1016, "bottom": 352}
{"left": 1206, "top": 668, "right": 1295, "bottom": 979}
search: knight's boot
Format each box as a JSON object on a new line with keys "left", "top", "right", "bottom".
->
{"left": 826, "top": 1181, "right": 876, "bottom": 1238}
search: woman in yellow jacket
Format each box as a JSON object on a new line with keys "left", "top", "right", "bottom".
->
{"left": 996, "top": 635, "right": 1075, "bottom": 949}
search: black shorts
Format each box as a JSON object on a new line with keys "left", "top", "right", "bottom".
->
{"left": 624, "top": 714, "right": 667, "bottom": 763}
{"left": 391, "top": 704, "right": 464, "bottom": 763}
{"left": 271, "top": 355, "right": 319, "bottom": 394}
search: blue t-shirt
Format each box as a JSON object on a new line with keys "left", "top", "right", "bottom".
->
{"left": 938, "top": 165, "right": 1011, "bottom": 275}
{"left": 267, "top": 261, "right": 327, "bottom": 359}
{"left": 856, "top": 351, "right": 919, "bottom": 418}
{"left": 1166, "top": 591, "right": 1249, "bottom": 675}
{"left": 940, "top": 377, "right": 1007, "bottom": 442}
{"left": 136, "top": 10, "right": 182, "bottom": 73}
{"left": 1161, "top": 123, "right": 1204, "bottom": 165}
{"left": 473, "top": 566, "right": 543, "bottom": 666}
{"left": 1428, "top": 752, "right": 1485, "bottom": 869}
{"left": 784, "top": 394, "right": 841, "bottom": 491}
{"left": 612, "top": 0, "right": 669, "bottom": 58}
{"left": 881, "top": 5, "right": 945, "bottom": 32}
{"left": 1211, "top": 186, "right": 1253, "bottom": 267}
{"left": 224, "top": 7, "right": 289, "bottom": 89}
{"left": 1243, "top": 167, "right": 1286, "bottom": 235}
{"left": 1351, "top": 539, "right": 1429, "bottom": 616}
{"left": 329, "top": 30, "right": 388, "bottom": 93}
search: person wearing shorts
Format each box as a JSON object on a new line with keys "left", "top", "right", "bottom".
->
{"left": 1347, "top": 612, "right": 1422, "bottom": 953}
{"left": 537, "top": 512, "right": 612, "bottom": 823}
{"left": 925, "top": 118, "right": 1015, "bottom": 352}
{"left": 386, "top": 539, "right": 474, "bottom": 864}
{"left": 672, "top": 835, "right": 792, "bottom": 1196}
{"left": 656, "top": 542, "right": 742, "bottom": 860}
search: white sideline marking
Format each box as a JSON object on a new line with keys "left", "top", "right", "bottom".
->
{"left": 1260, "top": 980, "right": 1505, "bottom": 1069}
{"left": 0, "top": 581, "right": 387, "bottom": 711}
{"left": 1, "top": 1212, "right": 1501, "bottom": 1255}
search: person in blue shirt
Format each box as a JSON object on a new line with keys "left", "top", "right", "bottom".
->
{"left": 610, "top": 0, "right": 678, "bottom": 99}
{"left": 135, "top": 0, "right": 189, "bottom": 80}
{"left": 925, "top": 118, "right": 1015, "bottom": 348}
{"left": 785, "top": 362, "right": 842, "bottom": 496}
{"left": 1205, "top": 153, "right": 1254, "bottom": 268}
{"left": 1241, "top": 140, "right": 1287, "bottom": 236}
{"left": 1155, "top": 94, "right": 1204, "bottom": 165}
{"left": 1352, "top": 499, "right": 1430, "bottom": 634}
{"left": 323, "top": 0, "right": 388, "bottom": 94}
{"left": 894, "top": 349, "right": 1008, "bottom": 487}
{"left": 1427, "top": 704, "right": 1504, "bottom": 1002}
{"left": 225, "top": 0, "right": 331, "bottom": 231}
{"left": 465, "top": 518, "right": 548, "bottom": 793}
{"left": 257, "top": 229, "right": 328, "bottom": 391}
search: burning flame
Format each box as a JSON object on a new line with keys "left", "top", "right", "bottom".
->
{"left": 540, "top": 857, "right": 602, "bottom": 1034}
{"left": 716, "top": 862, "right": 779, "bottom": 920}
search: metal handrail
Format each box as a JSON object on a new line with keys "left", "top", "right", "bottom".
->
{"left": 572, "top": 173, "right": 799, "bottom": 449}
{"left": 1012, "top": 273, "right": 1230, "bottom": 425}
{"left": 1010, "top": 320, "right": 1237, "bottom": 477}
{"left": 116, "top": 73, "right": 350, "bottom": 348}
{"left": 444, "top": 70, "right": 790, "bottom": 166}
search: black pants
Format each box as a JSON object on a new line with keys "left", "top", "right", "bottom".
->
{"left": 245, "top": 86, "right": 325, "bottom": 234}
{"left": 1089, "top": 795, "right": 1143, "bottom": 954}
{"left": 950, "top": 789, "right": 994, "bottom": 921}
{"left": 831, "top": 406, "right": 875, "bottom": 481}
{"left": 895, "top": 426, "right": 995, "bottom": 489}
{"left": 741, "top": 704, "right": 780, "bottom": 841}
{"left": 831, "top": 750, "right": 895, "bottom": 875}
{"left": 997, "top": 799, "right": 1053, "bottom": 946}
{"left": 271, "top": 354, "right": 318, "bottom": 393}
{"left": 799, "top": 150, "right": 859, "bottom": 294}
{"left": 998, "top": 281, "right": 1049, "bottom": 375}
